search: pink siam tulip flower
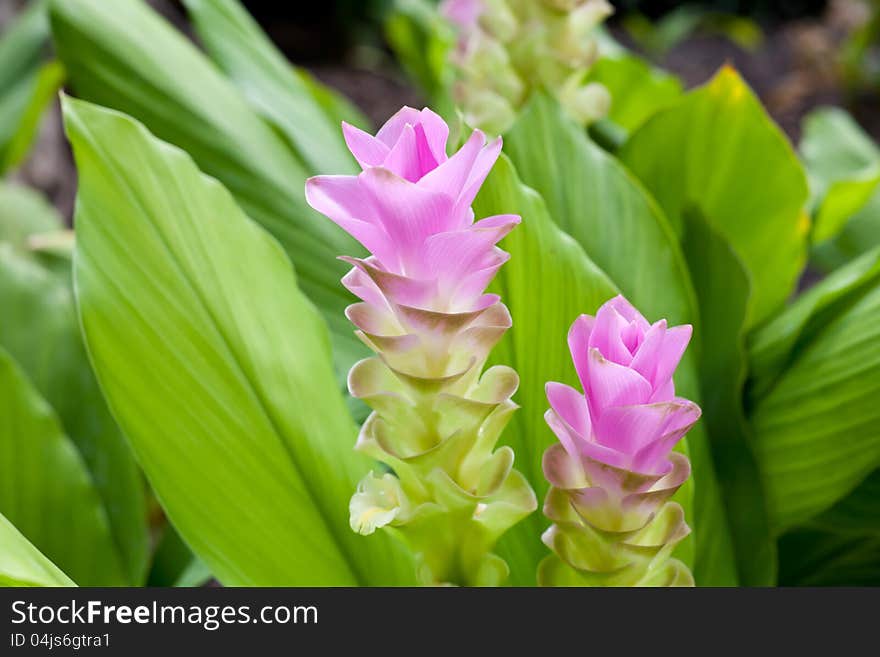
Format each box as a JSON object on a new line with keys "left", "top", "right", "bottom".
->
{"left": 547, "top": 295, "right": 700, "bottom": 476}
{"left": 306, "top": 107, "right": 535, "bottom": 587}
{"left": 540, "top": 296, "right": 700, "bottom": 587}
{"left": 307, "top": 107, "right": 519, "bottom": 315}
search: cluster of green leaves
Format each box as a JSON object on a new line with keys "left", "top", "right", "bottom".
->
{"left": 2, "top": 0, "right": 879, "bottom": 587}
{"left": 0, "top": 1, "right": 146, "bottom": 587}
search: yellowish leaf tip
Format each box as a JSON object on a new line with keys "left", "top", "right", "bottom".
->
{"left": 708, "top": 64, "right": 748, "bottom": 103}
{"left": 797, "top": 210, "right": 812, "bottom": 237}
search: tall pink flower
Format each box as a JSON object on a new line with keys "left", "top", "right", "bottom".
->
{"left": 306, "top": 107, "right": 535, "bottom": 587}
{"left": 307, "top": 107, "right": 519, "bottom": 315}
{"left": 540, "top": 296, "right": 700, "bottom": 587}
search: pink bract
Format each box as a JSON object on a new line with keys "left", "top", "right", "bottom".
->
{"left": 306, "top": 106, "right": 518, "bottom": 313}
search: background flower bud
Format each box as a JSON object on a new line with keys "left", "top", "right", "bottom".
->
{"left": 444, "top": 0, "right": 613, "bottom": 132}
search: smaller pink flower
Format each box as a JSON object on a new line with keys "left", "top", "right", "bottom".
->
{"left": 545, "top": 296, "right": 701, "bottom": 476}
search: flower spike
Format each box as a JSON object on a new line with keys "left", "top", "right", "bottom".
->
{"left": 540, "top": 296, "right": 700, "bottom": 586}
{"left": 306, "top": 107, "right": 536, "bottom": 586}
{"left": 441, "top": 0, "right": 613, "bottom": 134}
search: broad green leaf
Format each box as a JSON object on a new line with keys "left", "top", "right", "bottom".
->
{"left": 0, "top": 245, "right": 149, "bottom": 585}
{"left": 49, "top": 0, "right": 367, "bottom": 378}
{"left": 682, "top": 210, "right": 776, "bottom": 585}
{"left": 586, "top": 54, "right": 682, "bottom": 135}
{"left": 474, "top": 155, "right": 620, "bottom": 584}
{"left": 749, "top": 274, "right": 880, "bottom": 532}
{"left": 812, "top": 172, "right": 880, "bottom": 245}
{"left": 748, "top": 246, "right": 880, "bottom": 400}
{"left": 65, "top": 97, "right": 415, "bottom": 585}
{"left": 0, "top": 346, "right": 126, "bottom": 586}
{"left": 504, "top": 95, "right": 696, "bottom": 333}
{"left": 800, "top": 107, "right": 880, "bottom": 243}
{"left": 620, "top": 67, "right": 810, "bottom": 328}
{"left": 821, "top": 112, "right": 880, "bottom": 162}
{"left": 0, "top": 512, "right": 75, "bottom": 587}
{"left": 0, "top": 0, "right": 56, "bottom": 172}
{"left": 801, "top": 108, "right": 880, "bottom": 266}
{"left": 813, "top": 193, "right": 880, "bottom": 271}
{"left": 0, "top": 181, "right": 63, "bottom": 248}
{"left": 503, "top": 92, "right": 737, "bottom": 585}
{"left": 778, "top": 470, "right": 880, "bottom": 586}
{"left": 181, "top": 0, "right": 358, "bottom": 175}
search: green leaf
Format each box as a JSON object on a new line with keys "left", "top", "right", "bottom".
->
{"left": 620, "top": 67, "right": 810, "bottom": 328}
{"left": 813, "top": 193, "right": 880, "bottom": 272}
{"left": 807, "top": 468, "right": 880, "bottom": 536}
{"left": 0, "top": 0, "right": 58, "bottom": 173}
{"left": 181, "top": 0, "right": 359, "bottom": 175}
{"left": 65, "top": 97, "right": 415, "bottom": 585}
{"left": 0, "top": 182, "right": 63, "bottom": 248}
{"left": 748, "top": 246, "right": 880, "bottom": 400}
{"left": 586, "top": 54, "right": 682, "bottom": 135}
{"left": 812, "top": 172, "right": 880, "bottom": 245}
{"left": 777, "top": 470, "right": 880, "bottom": 586}
{"left": 682, "top": 209, "right": 776, "bottom": 585}
{"left": 0, "top": 511, "right": 75, "bottom": 587}
{"left": 385, "top": 0, "right": 455, "bottom": 115}
{"left": 296, "top": 68, "right": 371, "bottom": 133}
{"left": 49, "top": 0, "right": 367, "bottom": 378}
{"left": 801, "top": 108, "right": 880, "bottom": 266}
{"left": 749, "top": 268, "right": 880, "bottom": 532}
{"left": 622, "top": 7, "right": 705, "bottom": 56}
{"left": 145, "top": 517, "right": 212, "bottom": 587}
{"left": 0, "top": 244, "right": 149, "bottom": 585}
{"left": 800, "top": 107, "right": 880, "bottom": 237}
{"left": 0, "top": 61, "right": 65, "bottom": 172}
{"left": 0, "top": 1, "right": 48, "bottom": 89}
{"left": 778, "top": 529, "right": 880, "bottom": 586}
{"left": 502, "top": 92, "right": 737, "bottom": 585}
{"left": 474, "top": 155, "right": 619, "bottom": 584}
{"left": 175, "top": 559, "right": 213, "bottom": 587}
{"left": 0, "top": 346, "right": 126, "bottom": 585}
{"left": 147, "top": 522, "right": 211, "bottom": 586}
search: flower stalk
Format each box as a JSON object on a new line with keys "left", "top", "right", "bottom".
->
{"left": 306, "top": 107, "right": 536, "bottom": 586}
{"left": 540, "top": 296, "right": 700, "bottom": 586}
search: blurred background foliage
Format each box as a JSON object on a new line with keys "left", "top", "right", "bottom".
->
{"left": 3, "top": 0, "right": 879, "bottom": 220}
